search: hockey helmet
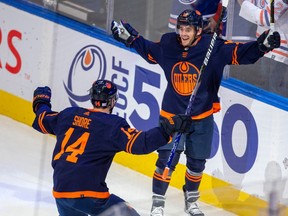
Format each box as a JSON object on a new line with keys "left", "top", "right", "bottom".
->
{"left": 176, "top": 9, "right": 203, "bottom": 31}
{"left": 89, "top": 80, "right": 118, "bottom": 109}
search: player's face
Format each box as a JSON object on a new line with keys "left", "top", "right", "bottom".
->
{"left": 178, "top": 25, "right": 197, "bottom": 47}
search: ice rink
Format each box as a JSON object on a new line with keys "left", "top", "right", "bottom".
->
{"left": 0, "top": 114, "right": 236, "bottom": 216}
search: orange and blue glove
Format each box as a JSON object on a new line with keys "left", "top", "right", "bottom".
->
{"left": 32, "top": 86, "right": 51, "bottom": 113}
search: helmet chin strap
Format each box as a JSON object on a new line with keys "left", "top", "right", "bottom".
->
{"left": 187, "top": 28, "right": 202, "bottom": 48}
{"left": 109, "top": 107, "right": 113, "bottom": 114}
{"left": 181, "top": 36, "right": 198, "bottom": 50}
{"left": 109, "top": 98, "right": 117, "bottom": 114}
{"left": 188, "top": 37, "right": 198, "bottom": 47}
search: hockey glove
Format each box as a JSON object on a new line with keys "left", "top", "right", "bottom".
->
{"left": 32, "top": 86, "right": 51, "bottom": 113}
{"left": 257, "top": 30, "right": 280, "bottom": 53}
{"left": 111, "top": 20, "right": 139, "bottom": 47}
{"left": 160, "top": 114, "right": 192, "bottom": 138}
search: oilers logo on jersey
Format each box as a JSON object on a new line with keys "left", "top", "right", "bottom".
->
{"left": 171, "top": 61, "right": 199, "bottom": 96}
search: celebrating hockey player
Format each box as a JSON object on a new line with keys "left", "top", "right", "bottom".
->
{"left": 31, "top": 80, "right": 192, "bottom": 216}
{"left": 111, "top": 8, "right": 280, "bottom": 216}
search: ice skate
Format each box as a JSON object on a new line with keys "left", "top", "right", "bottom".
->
{"left": 183, "top": 188, "right": 204, "bottom": 216}
{"left": 150, "top": 194, "right": 165, "bottom": 216}
{"left": 184, "top": 201, "right": 204, "bottom": 216}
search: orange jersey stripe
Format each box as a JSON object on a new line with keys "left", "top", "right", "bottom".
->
{"left": 192, "top": 108, "right": 214, "bottom": 120}
{"left": 213, "top": 102, "right": 221, "bottom": 113}
{"left": 160, "top": 106, "right": 217, "bottom": 120}
{"left": 38, "top": 112, "right": 48, "bottom": 134}
{"left": 232, "top": 46, "right": 239, "bottom": 65}
{"left": 47, "top": 113, "right": 58, "bottom": 117}
{"left": 126, "top": 131, "right": 142, "bottom": 153}
{"left": 148, "top": 54, "right": 157, "bottom": 63}
{"left": 53, "top": 190, "right": 110, "bottom": 198}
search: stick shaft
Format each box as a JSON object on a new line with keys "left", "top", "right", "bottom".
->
{"left": 270, "top": 0, "right": 275, "bottom": 31}
{"left": 270, "top": 0, "right": 275, "bottom": 24}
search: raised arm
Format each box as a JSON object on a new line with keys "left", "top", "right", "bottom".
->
{"left": 32, "top": 86, "right": 58, "bottom": 135}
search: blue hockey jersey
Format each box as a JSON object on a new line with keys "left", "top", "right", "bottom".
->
{"left": 32, "top": 105, "right": 169, "bottom": 199}
{"left": 132, "top": 33, "right": 264, "bottom": 119}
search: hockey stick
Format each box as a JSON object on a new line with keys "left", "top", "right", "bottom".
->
{"left": 270, "top": 0, "right": 275, "bottom": 31}
{"left": 263, "top": 0, "right": 275, "bottom": 46}
{"left": 162, "top": 5, "right": 227, "bottom": 179}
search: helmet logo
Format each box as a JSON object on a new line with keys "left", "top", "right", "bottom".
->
{"left": 106, "top": 82, "right": 112, "bottom": 89}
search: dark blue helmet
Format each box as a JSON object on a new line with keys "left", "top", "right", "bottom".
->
{"left": 176, "top": 9, "right": 203, "bottom": 31}
{"left": 89, "top": 80, "right": 118, "bottom": 110}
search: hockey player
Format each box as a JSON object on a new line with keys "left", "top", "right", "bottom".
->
{"left": 111, "top": 9, "right": 280, "bottom": 216}
{"left": 31, "top": 80, "right": 192, "bottom": 216}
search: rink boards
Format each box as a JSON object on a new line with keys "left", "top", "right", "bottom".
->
{"left": 0, "top": 0, "right": 287, "bottom": 215}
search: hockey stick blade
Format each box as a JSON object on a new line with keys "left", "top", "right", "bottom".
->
{"left": 162, "top": 5, "right": 227, "bottom": 180}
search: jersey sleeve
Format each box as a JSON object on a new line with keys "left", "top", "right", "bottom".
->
{"left": 232, "top": 41, "right": 264, "bottom": 64}
{"left": 131, "top": 36, "right": 161, "bottom": 64}
{"left": 32, "top": 104, "right": 58, "bottom": 135}
{"left": 113, "top": 119, "right": 169, "bottom": 155}
{"left": 217, "top": 39, "right": 264, "bottom": 66}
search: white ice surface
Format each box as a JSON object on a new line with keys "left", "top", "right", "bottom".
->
{"left": 0, "top": 115, "right": 235, "bottom": 216}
